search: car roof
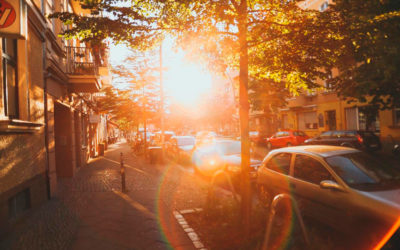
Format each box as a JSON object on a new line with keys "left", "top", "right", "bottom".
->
{"left": 270, "top": 145, "right": 360, "bottom": 158}
{"left": 173, "top": 135, "right": 195, "bottom": 139}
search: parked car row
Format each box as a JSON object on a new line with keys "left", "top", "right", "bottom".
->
{"left": 264, "top": 129, "right": 381, "bottom": 152}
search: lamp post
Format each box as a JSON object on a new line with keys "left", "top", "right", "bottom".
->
{"left": 160, "top": 44, "right": 165, "bottom": 161}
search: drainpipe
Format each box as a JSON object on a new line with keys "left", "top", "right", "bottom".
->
{"left": 43, "top": 43, "right": 51, "bottom": 199}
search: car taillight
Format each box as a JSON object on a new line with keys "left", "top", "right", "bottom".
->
{"left": 357, "top": 134, "right": 363, "bottom": 143}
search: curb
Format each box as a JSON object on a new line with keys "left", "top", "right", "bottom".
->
{"left": 173, "top": 208, "right": 207, "bottom": 250}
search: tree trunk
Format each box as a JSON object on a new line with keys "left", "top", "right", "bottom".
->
{"left": 238, "top": 0, "right": 251, "bottom": 238}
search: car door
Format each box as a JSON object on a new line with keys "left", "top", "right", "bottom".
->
{"left": 258, "top": 152, "right": 293, "bottom": 196}
{"left": 290, "top": 154, "right": 349, "bottom": 229}
{"left": 280, "top": 131, "right": 291, "bottom": 147}
{"left": 317, "top": 131, "right": 333, "bottom": 145}
{"left": 269, "top": 132, "right": 281, "bottom": 147}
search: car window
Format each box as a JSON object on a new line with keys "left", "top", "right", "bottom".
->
{"left": 293, "top": 131, "right": 306, "bottom": 136}
{"left": 320, "top": 131, "right": 332, "bottom": 138}
{"left": 265, "top": 153, "right": 292, "bottom": 175}
{"left": 326, "top": 152, "right": 400, "bottom": 190}
{"left": 275, "top": 132, "right": 283, "bottom": 137}
{"left": 332, "top": 131, "right": 345, "bottom": 138}
{"left": 344, "top": 131, "right": 356, "bottom": 137}
{"left": 282, "top": 132, "right": 289, "bottom": 136}
{"left": 293, "top": 154, "right": 333, "bottom": 185}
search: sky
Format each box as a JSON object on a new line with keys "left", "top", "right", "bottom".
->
{"left": 109, "top": 40, "right": 213, "bottom": 108}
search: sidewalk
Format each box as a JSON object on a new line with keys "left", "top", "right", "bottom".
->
{"left": 1, "top": 140, "right": 197, "bottom": 250}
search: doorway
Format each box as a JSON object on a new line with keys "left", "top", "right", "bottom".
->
{"left": 326, "top": 110, "right": 336, "bottom": 130}
{"left": 54, "top": 103, "right": 74, "bottom": 177}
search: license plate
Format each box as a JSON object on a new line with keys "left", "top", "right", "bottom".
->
{"left": 370, "top": 144, "right": 378, "bottom": 147}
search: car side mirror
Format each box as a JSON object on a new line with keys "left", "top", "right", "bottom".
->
{"left": 320, "top": 180, "right": 345, "bottom": 192}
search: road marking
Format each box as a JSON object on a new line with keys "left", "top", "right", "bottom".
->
{"left": 173, "top": 209, "right": 207, "bottom": 249}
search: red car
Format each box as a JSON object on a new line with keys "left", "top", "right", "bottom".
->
{"left": 266, "top": 130, "right": 309, "bottom": 149}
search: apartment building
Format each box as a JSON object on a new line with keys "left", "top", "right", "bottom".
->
{"left": 0, "top": 0, "right": 110, "bottom": 234}
{"left": 279, "top": 0, "right": 400, "bottom": 151}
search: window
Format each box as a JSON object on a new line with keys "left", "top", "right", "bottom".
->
{"left": 346, "top": 106, "right": 380, "bottom": 132}
{"left": 46, "top": 0, "right": 55, "bottom": 32}
{"left": 293, "top": 131, "right": 306, "bottom": 136}
{"left": 282, "top": 114, "right": 289, "bottom": 129}
{"left": 2, "top": 38, "right": 18, "bottom": 119}
{"left": 332, "top": 131, "right": 346, "bottom": 138}
{"left": 8, "top": 189, "right": 31, "bottom": 218}
{"left": 293, "top": 154, "right": 333, "bottom": 185}
{"left": 265, "top": 153, "right": 291, "bottom": 175}
{"left": 320, "top": 131, "right": 332, "bottom": 138}
{"left": 394, "top": 107, "right": 400, "bottom": 126}
{"left": 298, "top": 112, "right": 318, "bottom": 130}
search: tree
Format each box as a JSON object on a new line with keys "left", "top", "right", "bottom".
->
{"left": 51, "top": 0, "right": 329, "bottom": 236}
{"left": 321, "top": 0, "right": 400, "bottom": 109}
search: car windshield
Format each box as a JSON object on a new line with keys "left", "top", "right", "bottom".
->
{"left": 177, "top": 137, "right": 195, "bottom": 146}
{"left": 326, "top": 152, "right": 400, "bottom": 191}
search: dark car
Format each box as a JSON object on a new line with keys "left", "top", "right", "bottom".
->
{"left": 304, "top": 130, "right": 381, "bottom": 151}
{"left": 192, "top": 139, "right": 262, "bottom": 184}
{"left": 257, "top": 146, "right": 400, "bottom": 242}
{"left": 167, "top": 136, "right": 196, "bottom": 164}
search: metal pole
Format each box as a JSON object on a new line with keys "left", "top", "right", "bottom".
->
{"left": 120, "top": 152, "right": 126, "bottom": 193}
{"left": 160, "top": 44, "right": 165, "bottom": 162}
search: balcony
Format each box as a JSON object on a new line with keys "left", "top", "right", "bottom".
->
{"left": 66, "top": 46, "right": 103, "bottom": 93}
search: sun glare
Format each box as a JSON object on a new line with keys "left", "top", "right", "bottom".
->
{"left": 110, "top": 41, "right": 213, "bottom": 107}
{"left": 164, "top": 57, "right": 212, "bottom": 108}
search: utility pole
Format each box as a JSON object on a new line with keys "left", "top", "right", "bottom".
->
{"left": 143, "top": 80, "right": 147, "bottom": 157}
{"left": 238, "top": 0, "right": 251, "bottom": 238}
{"left": 160, "top": 44, "right": 165, "bottom": 161}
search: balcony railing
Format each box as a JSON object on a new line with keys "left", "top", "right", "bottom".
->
{"left": 66, "top": 46, "right": 103, "bottom": 75}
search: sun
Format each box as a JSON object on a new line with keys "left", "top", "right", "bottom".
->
{"left": 164, "top": 54, "right": 213, "bottom": 108}
{"left": 109, "top": 41, "right": 213, "bottom": 108}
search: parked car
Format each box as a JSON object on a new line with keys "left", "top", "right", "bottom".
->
{"left": 192, "top": 139, "right": 262, "bottom": 185}
{"left": 195, "top": 131, "right": 217, "bottom": 145}
{"left": 257, "top": 145, "right": 400, "bottom": 239}
{"left": 167, "top": 136, "right": 196, "bottom": 164}
{"left": 250, "top": 131, "right": 268, "bottom": 146}
{"left": 153, "top": 131, "right": 176, "bottom": 146}
{"left": 266, "top": 130, "right": 309, "bottom": 149}
{"left": 303, "top": 130, "right": 381, "bottom": 151}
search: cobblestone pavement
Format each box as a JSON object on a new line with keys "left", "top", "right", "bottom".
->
{"left": 1, "top": 140, "right": 209, "bottom": 250}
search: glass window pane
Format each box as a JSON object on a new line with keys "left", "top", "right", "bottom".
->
{"left": 4, "top": 39, "right": 16, "bottom": 59}
{"left": 294, "top": 154, "right": 333, "bottom": 185}
{"left": 266, "top": 153, "right": 291, "bottom": 175}
{"left": 6, "top": 63, "right": 17, "bottom": 117}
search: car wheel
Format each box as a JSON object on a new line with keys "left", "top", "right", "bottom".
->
{"left": 257, "top": 184, "right": 273, "bottom": 208}
{"left": 287, "top": 142, "right": 292, "bottom": 147}
{"left": 267, "top": 142, "right": 272, "bottom": 150}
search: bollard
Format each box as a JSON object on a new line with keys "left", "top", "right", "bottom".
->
{"left": 262, "top": 193, "right": 309, "bottom": 250}
{"left": 120, "top": 152, "right": 126, "bottom": 193}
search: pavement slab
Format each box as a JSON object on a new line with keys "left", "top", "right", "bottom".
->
{"left": 1, "top": 140, "right": 200, "bottom": 250}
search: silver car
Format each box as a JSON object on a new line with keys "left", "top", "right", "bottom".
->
{"left": 257, "top": 145, "right": 400, "bottom": 240}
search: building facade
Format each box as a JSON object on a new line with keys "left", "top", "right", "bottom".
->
{"left": 0, "top": 0, "right": 110, "bottom": 235}
{"left": 277, "top": 0, "right": 400, "bottom": 152}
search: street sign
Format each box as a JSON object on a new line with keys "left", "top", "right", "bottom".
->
{"left": 0, "top": 0, "right": 27, "bottom": 39}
